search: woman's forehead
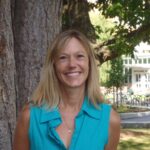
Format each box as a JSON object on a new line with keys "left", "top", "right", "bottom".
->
{"left": 58, "top": 37, "right": 87, "bottom": 52}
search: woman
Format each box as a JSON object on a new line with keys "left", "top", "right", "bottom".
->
{"left": 13, "top": 29, "right": 120, "bottom": 150}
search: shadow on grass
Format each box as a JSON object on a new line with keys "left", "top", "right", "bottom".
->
{"left": 118, "top": 140, "right": 149, "bottom": 150}
{"left": 118, "top": 129, "right": 150, "bottom": 150}
{"left": 121, "top": 129, "right": 150, "bottom": 137}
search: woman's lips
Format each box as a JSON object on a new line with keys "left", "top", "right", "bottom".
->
{"left": 65, "top": 72, "right": 81, "bottom": 77}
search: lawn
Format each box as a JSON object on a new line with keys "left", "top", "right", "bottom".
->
{"left": 114, "top": 105, "right": 149, "bottom": 113}
{"left": 118, "top": 128, "right": 150, "bottom": 150}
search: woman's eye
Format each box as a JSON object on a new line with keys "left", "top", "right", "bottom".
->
{"left": 77, "top": 54, "right": 84, "bottom": 58}
{"left": 59, "top": 56, "right": 67, "bottom": 60}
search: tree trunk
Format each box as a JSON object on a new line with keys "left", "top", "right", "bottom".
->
{"left": 13, "top": 0, "right": 62, "bottom": 112}
{"left": 0, "top": 0, "right": 62, "bottom": 149}
{"left": 0, "top": 0, "right": 16, "bottom": 149}
{"left": 112, "top": 86, "right": 116, "bottom": 105}
{"left": 63, "top": 0, "right": 96, "bottom": 42}
{"left": 116, "top": 87, "right": 119, "bottom": 107}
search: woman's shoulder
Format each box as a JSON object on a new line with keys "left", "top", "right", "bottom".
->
{"left": 110, "top": 108, "right": 120, "bottom": 127}
{"left": 105, "top": 108, "right": 121, "bottom": 150}
{"left": 13, "top": 104, "right": 31, "bottom": 150}
{"left": 98, "top": 103, "right": 120, "bottom": 125}
{"left": 17, "top": 101, "right": 38, "bottom": 125}
{"left": 98, "top": 102, "right": 120, "bottom": 127}
{"left": 99, "top": 103, "right": 120, "bottom": 125}
{"left": 18, "top": 103, "right": 31, "bottom": 125}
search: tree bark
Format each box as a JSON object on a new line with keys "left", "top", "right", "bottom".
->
{"left": 0, "top": 0, "right": 16, "bottom": 149}
{"left": 0, "top": 0, "right": 62, "bottom": 149}
{"left": 63, "top": 0, "right": 96, "bottom": 42}
{"left": 13, "top": 0, "right": 62, "bottom": 112}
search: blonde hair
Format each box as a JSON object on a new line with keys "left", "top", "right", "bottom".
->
{"left": 31, "top": 29, "right": 103, "bottom": 107}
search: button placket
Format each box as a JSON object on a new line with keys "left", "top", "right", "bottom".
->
{"left": 47, "top": 119, "right": 67, "bottom": 150}
{"left": 48, "top": 127, "right": 66, "bottom": 150}
{"left": 69, "top": 113, "right": 85, "bottom": 150}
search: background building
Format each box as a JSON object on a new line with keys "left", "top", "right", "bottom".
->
{"left": 123, "top": 42, "right": 150, "bottom": 95}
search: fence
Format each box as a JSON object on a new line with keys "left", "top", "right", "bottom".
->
{"left": 119, "top": 94, "right": 150, "bottom": 109}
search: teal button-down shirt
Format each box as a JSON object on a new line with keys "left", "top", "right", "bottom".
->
{"left": 29, "top": 97, "right": 111, "bottom": 150}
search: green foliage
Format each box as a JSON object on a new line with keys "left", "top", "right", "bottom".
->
{"left": 89, "top": 10, "right": 115, "bottom": 42}
{"left": 99, "top": 61, "right": 110, "bottom": 86}
{"left": 115, "top": 105, "right": 148, "bottom": 113}
{"left": 115, "top": 105, "right": 129, "bottom": 113}
{"left": 63, "top": 0, "right": 150, "bottom": 63}
{"left": 99, "top": 0, "right": 150, "bottom": 28}
{"left": 105, "top": 57, "right": 125, "bottom": 88}
{"left": 96, "top": 0, "right": 150, "bottom": 59}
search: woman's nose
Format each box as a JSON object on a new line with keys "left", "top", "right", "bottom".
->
{"left": 68, "top": 56, "right": 77, "bottom": 68}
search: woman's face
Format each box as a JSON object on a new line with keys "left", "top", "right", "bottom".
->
{"left": 54, "top": 37, "right": 89, "bottom": 90}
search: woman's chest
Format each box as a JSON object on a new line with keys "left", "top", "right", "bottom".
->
{"left": 30, "top": 116, "right": 108, "bottom": 150}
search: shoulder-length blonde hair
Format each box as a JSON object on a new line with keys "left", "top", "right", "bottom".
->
{"left": 31, "top": 29, "right": 103, "bottom": 107}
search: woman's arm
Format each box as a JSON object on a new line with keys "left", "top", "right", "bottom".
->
{"left": 105, "top": 108, "right": 121, "bottom": 150}
{"left": 13, "top": 105, "right": 30, "bottom": 150}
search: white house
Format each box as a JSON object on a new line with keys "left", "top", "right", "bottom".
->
{"left": 123, "top": 42, "right": 150, "bottom": 95}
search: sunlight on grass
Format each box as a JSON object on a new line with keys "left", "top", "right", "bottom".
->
{"left": 118, "top": 128, "right": 150, "bottom": 150}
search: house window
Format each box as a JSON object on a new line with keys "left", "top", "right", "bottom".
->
{"left": 136, "top": 74, "right": 141, "bottom": 82}
{"left": 138, "top": 59, "right": 142, "bottom": 64}
{"left": 143, "top": 58, "right": 147, "bottom": 64}
{"left": 124, "top": 59, "right": 128, "bottom": 64}
{"left": 145, "top": 74, "right": 148, "bottom": 82}
{"left": 136, "top": 74, "right": 138, "bottom": 82}
{"left": 136, "top": 83, "right": 141, "bottom": 88}
{"left": 135, "top": 59, "right": 138, "bottom": 64}
{"left": 148, "top": 75, "right": 150, "bottom": 82}
{"left": 129, "top": 68, "right": 132, "bottom": 83}
{"left": 129, "top": 59, "right": 132, "bottom": 64}
{"left": 125, "top": 68, "right": 132, "bottom": 83}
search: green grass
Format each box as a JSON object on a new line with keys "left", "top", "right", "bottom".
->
{"left": 118, "top": 128, "right": 150, "bottom": 150}
{"left": 114, "top": 105, "right": 149, "bottom": 113}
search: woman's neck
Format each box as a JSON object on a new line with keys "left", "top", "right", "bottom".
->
{"left": 59, "top": 87, "right": 85, "bottom": 112}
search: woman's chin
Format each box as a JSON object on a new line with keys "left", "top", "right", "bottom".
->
{"left": 62, "top": 82, "right": 85, "bottom": 89}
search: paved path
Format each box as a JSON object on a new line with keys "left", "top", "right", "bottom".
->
{"left": 120, "top": 111, "right": 150, "bottom": 128}
{"left": 121, "top": 114, "right": 150, "bottom": 123}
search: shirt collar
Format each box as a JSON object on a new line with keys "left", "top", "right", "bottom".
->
{"left": 40, "top": 106, "right": 61, "bottom": 123}
{"left": 40, "top": 96, "right": 102, "bottom": 123}
{"left": 81, "top": 96, "right": 102, "bottom": 120}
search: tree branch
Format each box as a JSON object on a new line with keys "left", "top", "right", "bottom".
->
{"left": 95, "top": 23, "right": 150, "bottom": 64}
{"left": 96, "top": 23, "right": 150, "bottom": 49}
